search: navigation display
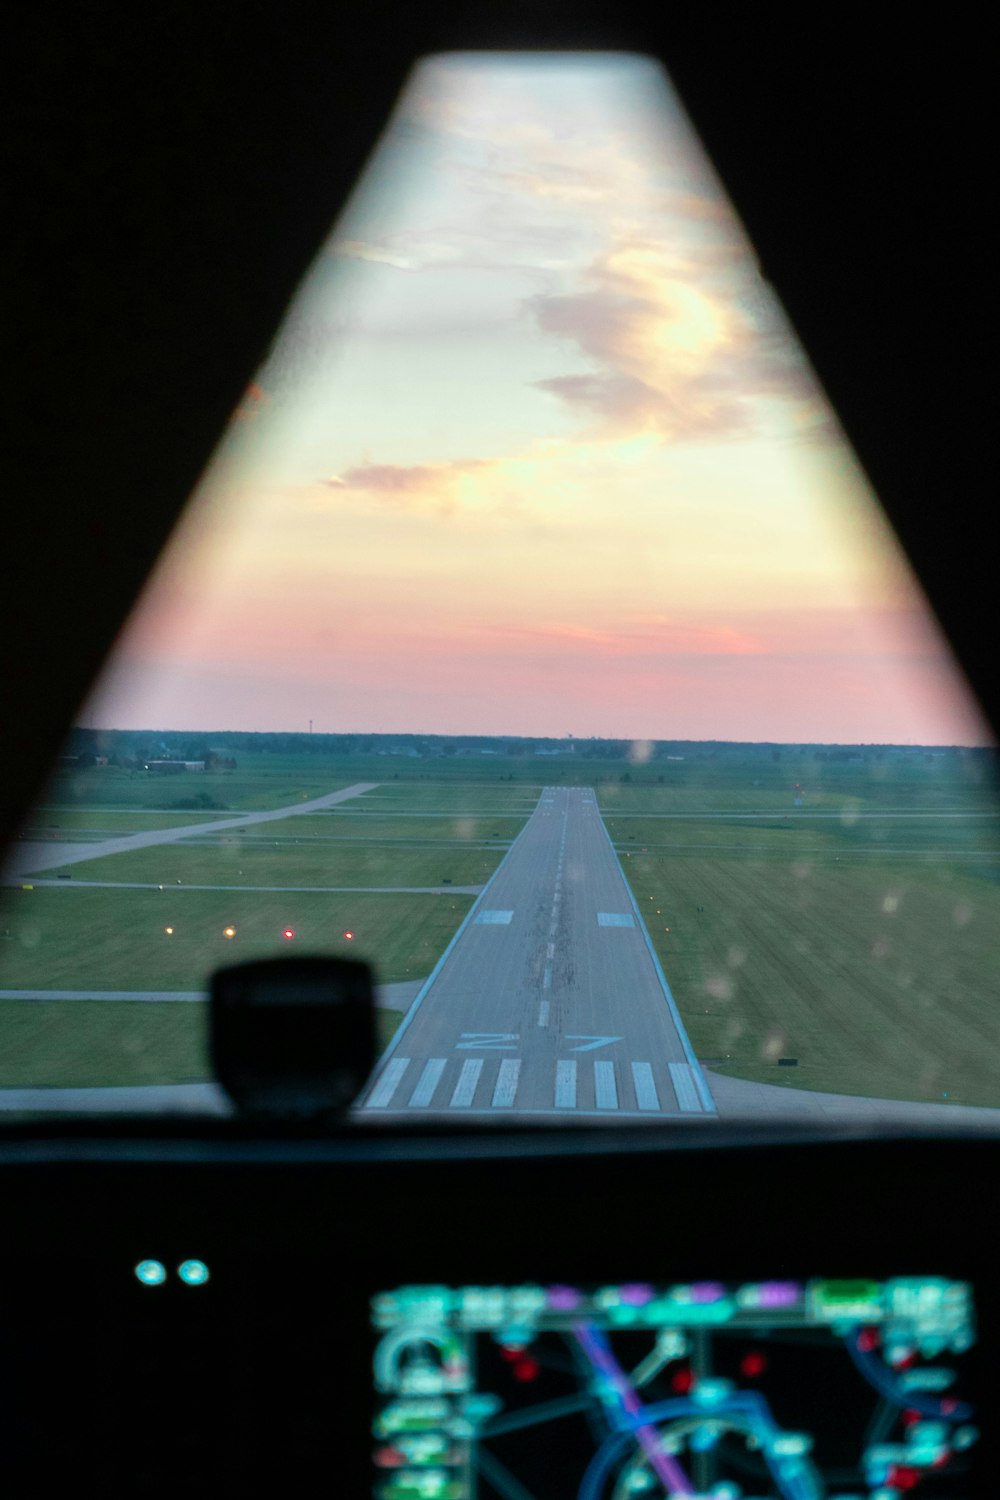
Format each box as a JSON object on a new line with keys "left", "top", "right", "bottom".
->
{"left": 372, "top": 1279, "right": 977, "bottom": 1498}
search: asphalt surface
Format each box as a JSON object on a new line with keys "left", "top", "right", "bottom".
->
{"left": 2, "top": 782, "right": 379, "bottom": 876}
{"left": 360, "top": 787, "right": 716, "bottom": 1119}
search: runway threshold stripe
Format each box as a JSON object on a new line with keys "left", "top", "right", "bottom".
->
{"left": 669, "top": 1062, "right": 703, "bottom": 1113}
{"left": 492, "top": 1059, "right": 521, "bottom": 1108}
{"left": 450, "top": 1058, "right": 483, "bottom": 1108}
{"left": 555, "top": 1060, "right": 577, "bottom": 1108}
{"left": 409, "top": 1058, "right": 447, "bottom": 1108}
{"left": 366, "top": 1058, "right": 410, "bottom": 1108}
{"left": 631, "top": 1061, "right": 660, "bottom": 1111}
{"left": 594, "top": 1060, "right": 618, "bottom": 1110}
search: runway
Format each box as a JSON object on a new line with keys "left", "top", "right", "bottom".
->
{"left": 360, "top": 787, "right": 716, "bottom": 1118}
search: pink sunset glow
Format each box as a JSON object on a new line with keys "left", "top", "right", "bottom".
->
{"left": 84, "top": 55, "right": 991, "bottom": 746}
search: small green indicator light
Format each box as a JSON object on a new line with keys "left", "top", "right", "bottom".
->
{"left": 135, "top": 1259, "right": 166, "bottom": 1286}
{"left": 177, "top": 1259, "right": 210, "bottom": 1286}
{"left": 818, "top": 1279, "right": 880, "bottom": 1305}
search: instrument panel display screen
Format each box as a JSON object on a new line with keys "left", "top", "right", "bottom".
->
{"left": 372, "top": 1278, "right": 977, "bottom": 1499}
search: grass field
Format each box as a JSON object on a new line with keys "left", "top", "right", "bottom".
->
{"left": 3, "top": 748, "right": 1000, "bottom": 1104}
{"left": 0, "top": 771, "right": 494, "bottom": 1088}
{"left": 610, "top": 810, "right": 1000, "bottom": 1105}
{"left": 34, "top": 841, "right": 505, "bottom": 890}
{"left": 24, "top": 808, "right": 234, "bottom": 833}
{"left": 0, "top": 886, "right": 472, "bottom": 989}
{"left": 36, "top": 760, "right": 361, "bottom": 812}
{"left": 0, "top": 1000, "right": 405, "bottom": 1088}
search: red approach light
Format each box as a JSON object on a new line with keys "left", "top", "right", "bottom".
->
{"left": 740, "top": 1351, "right": 767, "bottom": 1378}
{"left": 670, "top": 1368, "right": 694, "bottom": 1394}
{"left": 344, "top": 930, "right": 355, "bottom": 940}
{"left": 282, "top": 928, "right": 295, "bottom": 940}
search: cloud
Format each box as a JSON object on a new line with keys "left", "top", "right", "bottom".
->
{"left": 527, "top": 240, "right": 826, "bottom": 443}
{"left": 331, "top": 239, "right": 416, "bottom": 270}
{"left": 324, "top": 458, "right": 495, "bottom": 515}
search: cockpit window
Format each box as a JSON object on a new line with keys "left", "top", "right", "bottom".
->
{"left": 1, "top": 54, "right": 997, "bottom": 1124}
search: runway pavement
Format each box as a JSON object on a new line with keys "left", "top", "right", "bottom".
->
{"left": 359, "top": 787, "right": 716, "bottom": 1119}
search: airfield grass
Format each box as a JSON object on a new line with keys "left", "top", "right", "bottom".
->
{"left": 34, "top": 841, "right": 504, "bottom": 889}
{"left": 618, "top": 841, "right": 1000, "bottom": 1107}
{"left": 24, "top": 808, "right": 233, "bottom": 833}
{"left": 38, "top": 760, "right": 359, "bottom": 812}
{"left": 367, "top": 785, "right": 543, "bottom": 813}
{"left": 597, "top": 757, "right": 998, "bottom": 814}
{"left": 0, "top": 886, "right": 471, "bottom": 990}
{"left": 6, "top": 751, "right": 1000, "bottom": 1102}
{"left": 606, "top": 812, "right": 1000, "bottom": 860}
{"left": 0, "top": 1001, "right": 406, "bottom": 1087}
{"left": 206, "top": 812, "right": 526, "bottom": 842}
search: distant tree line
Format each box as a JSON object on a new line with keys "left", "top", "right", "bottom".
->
{"left": 60, "top": 727, "right": 998, "bottom": 772}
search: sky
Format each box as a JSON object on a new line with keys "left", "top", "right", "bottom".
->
{"left": 87, "top": 54, "right": 990, "bottom": 744}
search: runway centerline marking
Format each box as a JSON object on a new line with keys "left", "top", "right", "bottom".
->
{"left": 538, "top": 1000, "right": 550, "bottom": 1027}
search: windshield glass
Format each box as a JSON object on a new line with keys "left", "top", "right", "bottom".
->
{"left": 1, "top": 53, "right": 997, "bottom": 1126}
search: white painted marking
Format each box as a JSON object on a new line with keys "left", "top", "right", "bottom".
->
{"left": 409, "top": 1058, "right": 446, "bottom": 1107}
{"left": 476, "top": 909, "right": 514, "bottom": 925}
{"left": 631, "top": 1061, "right": 660, "bottom": 1111}
{"left": 457, "top": 1032, "right": 518, "bottom": 1050}
{"left": 366, "top": 1058, "right": 410, "bottom": 1108}
{"left": 594, "top": 1060, "right": 618, "bottom": 1109}
{"left": 548, "top": 921, "right": 557, "bottom": 937}
{"left": 542, "top": 965, "right": 552, "bottom": 990}
{"left": 597, "top": 912, "right": 635, "bottom": 928}
{"left": 537, "top": 1000, "right": 550, "bottom": 1027}
{"left": 450, "top": 1058, "right": 483, "bottom": 1107}
{"left": 492, "top": 1059, "right": 521, "bottom": 1108}
{"left": 555, "top": 1060, "right": 577, "bottom": 1108}
{"left": 546, "top": 942, "right": 555, "bottom": 959}
{"left": 566, "top": 1035, "right": 622, "bottom": 1053}
{"left": 669, "top": 1062, "right": 703, "bottom": 1113}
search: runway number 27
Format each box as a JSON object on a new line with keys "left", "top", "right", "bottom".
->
{"left": 457, "top": 1033, "right": 518, "bottom": 1050}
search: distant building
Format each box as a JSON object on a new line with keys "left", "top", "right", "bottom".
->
{"left": 145, "top": 760, "right": 205, "bottom": 773}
